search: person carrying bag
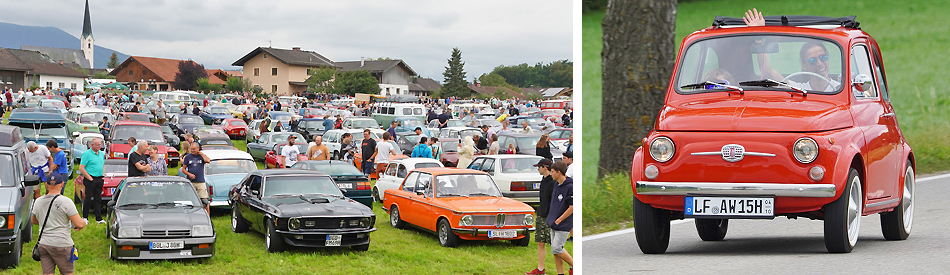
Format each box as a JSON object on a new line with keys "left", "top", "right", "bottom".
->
{"left": 31, "top": 173, "right": 86, "bottom": 274}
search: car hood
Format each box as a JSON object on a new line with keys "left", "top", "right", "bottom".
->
{"left": 265, "top": 195, "right": 372, "bottom": 217}
{"left": 658, "top": 96, "right": 852, "bottom": 132}
{"left": 116, "top": 208, "right": 212, "bottom": 228}
{"left": 0, "top": 188, "right": 18, "bottom": 212}
{"left": 438, "top": 196, "right": 534, "bottom": 212}
{"left": 206, "top": 174, "right": 248, "bottom": 197}
{"left": 26, "top": 137, "right": 71, "bottom": 151}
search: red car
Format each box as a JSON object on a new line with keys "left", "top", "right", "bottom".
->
{"left": 117, "top": 112, "right": 150, "bottom": 122}
{"left": 73, "top": 159, "right": 127, "bottom": 204}
{"left": 631, "top": 15, "right": 913, "bottom": 254}
{"left": 298, "top": 108, "right": 325, "bottom": 118}
{"left": 221, "top": 118, "right": 248, "bottom": 139}
{"left": 264, "top": 142, "right": 310, "bottom": 168}
{"left": 437, "top": 138, "right": 461, "bottom": 167}
{"left": 107, "top": 121, "right": 174, "bottom": 165}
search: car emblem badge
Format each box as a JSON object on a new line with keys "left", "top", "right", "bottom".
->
{"left": 340, "top": 220, "right": 345, "bottom": 227}
{"left": 721, "top": 144, "right": 745, "bottom": 162}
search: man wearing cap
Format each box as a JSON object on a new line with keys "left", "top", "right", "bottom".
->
{"left": 413, "top": 127, "right": 427, "bottom": 139}
{"left": 47, "top": 140, "right": 69, "bottom": 195}
{"left": 526, "top": 158, "right": 557, "bottom": 275}
{"left": 31, "top": 173, "right": 86, "bottom": 275}
{"left": 281, "top": 135, "right": 301, "bottom": 168}
{"left": 79, "top": 137, "right": 106, "bottom": 223}
{"left": 563, "top": 151, "right": 574, "bottom": 179}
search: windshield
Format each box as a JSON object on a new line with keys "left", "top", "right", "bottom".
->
{"left": 435, "top": 174, "right": 502, "bottom": 197}
{"left": 41, "top": 101, "right": 66, "bottom": 109}
{"left": 478, "top": 119, "right": 502, "bottom": 127}
{"left": 117, "top": 181, "right": 201, "bottom": 208}
{"left": 401, "top": 118, "right": 424, "bottom": 127}
{"left": 499, "top": 157, "right": 543, "bottom": 173}
{"left": 308, "top": 163, "right": 363, "bottom": 176}
{"left": 516, "top": 136, "right": 542, "bottom": 149}
{"left": 264, "top": 176, "right": 343, "bottom": 197}
{"left": 676, "top": 35, "right": 843, "bottom": 94}
{"left": 268, "top": 133, "right": 303, "bottom": 143}
{"left": 352, "top": 120, "right": 379, "bottom": 129}
{"left": 12, "top": 123, "right": 69, "bottom": 139}
{"left": 179, "top": 116, "right": 202, "bottom": 124}
{"left": 112, "top": 125, "right": 164, "bottom": 143}
{"left": 208, "top": 107, "right": 229, "bottom": 115}
{"left": 124, "top": 114, "right": 149, "bottom": 122}
{"left": 439, "top": 141, "right": 458, "bottom": 152}
{"left": 206, "top": 159, "right": 257, "bottom": 175}
{"left": 301, "top": 120, "right": 326, "bottom": 131}
{"left": 272, "top": 114, "right": 292, "bottom": 121}
{"left": 78, "top": 113, "right": 112, "bottom": 124}
{"left": 160, "top": 125, "right": 174, "bottom": 135}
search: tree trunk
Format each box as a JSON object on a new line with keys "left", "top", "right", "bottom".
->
{"left": 599, "top": 0, "right": 677, "bottom": 177}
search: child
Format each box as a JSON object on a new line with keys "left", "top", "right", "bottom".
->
{"left": 506, "top": 143, "right": 516, "bottom": 154}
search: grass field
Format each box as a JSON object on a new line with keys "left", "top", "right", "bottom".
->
{"left": 3, "top": 126, "right": 571, "bottom": 274}
{"left": 583, "top": 0, "right": 950, "bottom": 235}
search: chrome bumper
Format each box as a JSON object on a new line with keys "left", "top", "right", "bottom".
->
{"left": 636, "top": 181, "right": 836, "bottom": 198}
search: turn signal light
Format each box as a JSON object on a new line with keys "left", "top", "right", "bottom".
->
{"left": 121, "top": 246, "right": 133, "bottom": 250}
{"left": 198, "top": 244, "right": 210, "bottom": 249}
{"left": 7, "top": 215, "right": 13, "bottom": 229}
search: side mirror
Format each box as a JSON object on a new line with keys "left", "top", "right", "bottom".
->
{"left": 339, "top": 188, "right": 348, "bottom": 194}
{"left": 23, "top": 175, "right": 41, "bottom": 186}
{"left": 250, "top": 189, "right": 260, "bottom": 197}
{"left": 852, "top": 74, "right": 873, "bottom": 93}
{"left": 107, "top": 200, "right": 116, "bottom": 207}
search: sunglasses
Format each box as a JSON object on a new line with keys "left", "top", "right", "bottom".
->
{"left": 807, "top": 54, "right": 829, "bottom": 66}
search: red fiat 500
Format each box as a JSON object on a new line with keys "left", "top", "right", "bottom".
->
{"left": 631, "top": 15, "right": 914, "bottom": 254}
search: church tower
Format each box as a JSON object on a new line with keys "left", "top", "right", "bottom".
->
{"left": 81, "top": 0, "right": 94, "bottom": 68}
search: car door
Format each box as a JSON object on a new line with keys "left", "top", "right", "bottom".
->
{"left": 243, "top": 176, "right": 267, "bottom": 232}
{"left": 869, "top": 45, "right": 905, "bottom": 199}
{"left": 468, "top": 158, "right": 485, "bottom": 170}
{"left": 849, "top": 43, "right": 902, "bottom": 205}
{"left": 400, "top": 172, "right": 426, "bottom": 227}
{"left": 415, "top": 173, "right": 438, "bottom": 229}
{"left": 376, "top": 162, "right": 401, "bottom": 198}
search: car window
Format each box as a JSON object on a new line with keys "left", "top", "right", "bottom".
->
{"left": 416, "top": 173, "right": 433, "bottom": 197}
{"left": 402, "top": 172, "right": 420, "bottom": 192}
{"left": 117, "top": 181, "right": 201, "bottom": 207}
{"left": 385, "top": 162, "right": 398, "bottom": 177}
{"left": 481, "top": 158, "right": 495, "bottom": 173}
{"left": 263, "top": 175, "right": 342, "bottom": 197}
{"left": 501, "top": 158, "right": 540, "bottom": 173}
{"left": 397, "top": 164, "right": 408, "bottom": 178}
{"left": 248, "top": 175, "right": 263, "bottom": 192}
{"left": 871, "top": 49, "right": 889, "bottom": 102}
{"left": 468, "top": 158, "right": 485, "bottom": 170}
{"left": 435, "top": 174, "right": 502, "bottom": 197}
{"left": 415, "top": 162, "right": 441, "bottom": 169}
{"left": 850, "top": 45, "right": 878, "bottom": 98}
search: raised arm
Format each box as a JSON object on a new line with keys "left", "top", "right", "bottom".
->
{"left": 743, "top": 9, "right": 784, "bottom": 81}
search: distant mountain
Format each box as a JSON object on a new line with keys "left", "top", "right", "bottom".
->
{"left": 0, "top": 21, "right": 129, "bottom": 69}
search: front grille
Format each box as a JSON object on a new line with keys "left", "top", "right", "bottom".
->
{"left": 299, "top": 218, "right": 364, "bottom": 229}
{"left": 142, "top": 229, "right": 191, "bottom": 237}
{"left": 471, "top": 214, "right": 524, "bottom": 227}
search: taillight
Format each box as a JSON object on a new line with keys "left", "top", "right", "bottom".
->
{"left": 208, "top": 185, "right": 215, "bottom": 196}
{"left": 510, "top": 182, "right": 527, "bottom": 191}
{"left": 356, "top": 181, "right": 371, "bottom": 190}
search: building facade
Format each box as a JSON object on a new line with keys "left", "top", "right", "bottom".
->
{"left": 232, "top": 47, "right": 336, "bottom": 95}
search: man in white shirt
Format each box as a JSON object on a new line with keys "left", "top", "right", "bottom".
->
{"left": 26, "top": 141, "right": 53, "bottom": 180}
{"left": 563, "top": 151, "right": 574, "bottom": 179}
{"left": 280, "top": 135, "right": 300, "bottom": 168}
{"left": 374, "top": 132, "right": 400, "bottom": 174}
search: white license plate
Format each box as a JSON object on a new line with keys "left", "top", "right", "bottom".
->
{"left": 149, "top": 241, "right": 184, "bottom": 250}
{"left": 488, "top": 230, "right": 517, "bottom": 238}
{"left": 533, "top": 182, "right": 540, "bottom": 189}
{"left": 337, "top": 183, "right": 353, "bottom": 189}
{"left": 325, "top": 235, "right": 342, "bottom": 246}
{"left": 685, "top": 196, "right": 774, "bottom": 218}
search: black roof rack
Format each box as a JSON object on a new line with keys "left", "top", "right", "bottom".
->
{"left": 713, "top": 15, "right": 859, "bottom": 29}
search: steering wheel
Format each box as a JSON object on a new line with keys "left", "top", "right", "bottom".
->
{"left": 782, "top": 72, "right": 833, "bottom": 88}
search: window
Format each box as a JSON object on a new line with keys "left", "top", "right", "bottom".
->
{"left": 397, "top": 164, "right": 408, "bottom": 178}
{"left": 59, "top": 82, "right": 65, "bottom": 88}
{"left": 402, "top": 172, "right": 420, "bottom": 191}
{"left": 71, "top": 83, "right": 77, "bottom": 90}
{"left": 385, "top": 163, "right": 398, "bottom": 177}
{"left": 46, "top": 82, "right": 53, "bottom": 90}
{"left": 263, "top": 54, "right": 268, "bottom": 59}
{"left": 468, "top": 158, "right": 484, "bottom": 170}
{"left": 402, "top": 108, "right": 412, "bottom": 115}
{"left": 417, "top": 173, "right": 433, "bottom": 197}
{"left": 481, "top": 158, "right": 495, "bottom": 173}
{"left": 271, "top": 85, "right": 277, "bottom": 93}
{"left": 253, "top": 68, "right": 260, "bottom": 76}
{"left": 306, "top": 69, "right": 311, "bottom": 75}
{"left": 272, "top": 68, "right": 277, "bottom": 76}
{"left": 396, "top": 88, "right": 400, "bottom": 94}
{"left": 850, "top": 45, "right": 878, "bottom": 98}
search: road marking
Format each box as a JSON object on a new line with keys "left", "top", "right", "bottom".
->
{"left": 585, "top": 172, "right": 950, "bottom": 241}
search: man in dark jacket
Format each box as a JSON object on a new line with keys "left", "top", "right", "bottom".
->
{"left": 525, "top": 159, "right": 556, "bottom": 275}
{"left": 546, "top": 161, "right": 573, "bottom": 275}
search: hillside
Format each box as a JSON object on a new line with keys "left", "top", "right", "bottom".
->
{"left": 0, "top": 21, "right": 129, "bottom": 69}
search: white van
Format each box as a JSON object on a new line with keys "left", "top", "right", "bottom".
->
{"left": 330, "top": 98, "right": 354, "bottom": 108}
{"left": 153, "top": 91, "right": 195, "bottom": 104}
{"left": 370, "top": 102, "right": 426, "bottom": 127}
{"left": 449, "top": 103, "right": 493, "bottom": 118}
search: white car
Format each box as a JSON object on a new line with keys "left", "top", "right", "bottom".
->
{"left": 373, "top": 158, "right": 444, "bottom": 202}
{"left": 466, "top": 154, "right": 544, "bottom": 205}
{"left": 322, "top": 129, "right": 380, "bottom": 159}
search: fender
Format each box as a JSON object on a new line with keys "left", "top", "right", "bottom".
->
{"left": 630, "top": 146, "right": 644, "bottom": 194}
{"left": 830, "top": 140, "right": 864, "bottom": 202}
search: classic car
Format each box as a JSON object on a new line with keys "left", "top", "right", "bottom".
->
{"left": 106, "top": 121, "right": 172, "bottom": 165}
{"left": 291, "top": 160, "right": 373, "bottom": 208}
{"left": 245, "top": 119, "right": 263, "bottom": 143}
{"left": 74, "top": 159, "right": 127, "bottom": 204}
{"left": 298, "top": 107, "right": 326, "bottom": 119}
{"left": 295, "top": 118, "right": 327, "bottom": 142}
{"left": 198, "top": 136, "right": 236, "bottom": 149}
{"left": 506, "top": 116, "right": 544, "bottom": 131}
{"left": 231, "top": 104, "right": 260, "bottom": 120}
{"left": 199, "top": 150, "right": 256, "bottom": 208}
{"left": 70, "top": 132, "right": 103, "bottom": 164}
{"left": 246, "top": 132, "right": 305, "bottom": 160}
{"left": 548, "top": 128, "right": 573, "bottom": 141}
{"left": 107, "top": 176, "right": 215, "bottom": 260}
{"left": 382, "top": 168, "right": 534, "bottom": 247}
{"left": 193, "top": 126, "right": 228, "bottom": 140}
{"left": 474, "top": 119, "right": 504, "bottom": 133}
{"left": 391, "top": 117, "right": 433, "bottom": 137}
{"left": 8, "top": 109, "right": 73, "bottom": 175}
{"left": 467, "top": 155, "right": 544, "bottom": 205}
{"left": 542, "top": 115, "right": 565, "bottom": 128}
{"left": 266, "top": 111, "right": 294, "bottom": 132}
{"left": 372, "top": 158, "right": 443, "bottom": 203}
{"left": 169, "top": 114, "right": 205, "bottom": 138}
{"left": 221, "top": 118, "right": 248, "bottom": 139}
{"left": 436, "top": 138, "right": 461, "bottom": 167}
{"left": 200, "top": 106, "right": 232, "bottom": 125}
{"left": 117, "top": 112, "right": 151, "bottom": 123}
{"left": 16, "top": 95, "right": 44, "bottom": 108}
{"left": 631, "top": 15, "right": 914, "bottom": 254}
{"left": 353, "top": 139, "right": 406, "bottom": 180}
{"left": 496, "top": 133, "right": 563, "bottom": 161}
{"left": 264, "top": 143, "right": 310, "bottom": 169}
{"left": 0, "top": 125, "right": 42, "bottom": 269}
{"left": 160, "top": 124, "right": 181, "bottom": 150}
{"left": 65, "top": 107, "right": 114, "bottom": 136}
{"left": 426, "top": 118, "right": 465, "bottom": 134}
{"left": 39, "top": 99, "right": 67, "bottom": 115}
{"left": 341, "top": 117, "right": 381, "bottom": 130}
{"left": 437, "top": 127, "right": 482, "bottom": 140}
{"left": 322, "top": 129, "right": 380, "bottom": 160}
{"left": 393, "top": 133, "right": 422, "bottom": 155}
{"left": 228, "top": 170, "right": 376, "bottom": 252}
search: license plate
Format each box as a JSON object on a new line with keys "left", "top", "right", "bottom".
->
{"left": 337, "top": 183, "right": 353, "bottom": 189}
{"left": 240, "top": 130, "right": 244, "bottom": 135}
{"left": 149, "top": 241, "right": 184, "bottom": 250}
{"left": 325, "top": 235, "right": 342, "bottom": 246}
{"left": 488, "top": 230, "right": 517, "bottom": 238}
{"left": 109, "top": 188, "right": 116, "bottom": 194}
{"left": 685, "top": 196, "right": 774, "bottom": 218}
{"left": 532, "top": 182, "right": 540, "bottom": 189}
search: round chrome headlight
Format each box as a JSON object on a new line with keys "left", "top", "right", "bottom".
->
{"left": 0, "top": 215, "right": 6, "bottom": 228}
{"left": 649, "top": 137, "right": 675, "bottom": 162}
{"left": 288, "top": 218, "right": 300, "bottom": 230}
{"left": 360, "top": 217, "right": 372, "bottom": 228}
{"left": 460, "top": 215, "right": 473, "bottom": 226}
{"left": 524, "top": 214, "right": 535, "bottom": 226}
{"left": 793, "top": 138, "right": 819, "bottom": 164}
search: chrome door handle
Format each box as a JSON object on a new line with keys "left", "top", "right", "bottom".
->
{"left": 881, "top": 113, "right": 895, "bottom": 118}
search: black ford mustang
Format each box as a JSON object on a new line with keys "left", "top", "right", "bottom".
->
{"left": 107, "top": 176, "right": 215, "bottom": 260}
{"left": 229, "top": 170, "right": 376, "bottom": 252}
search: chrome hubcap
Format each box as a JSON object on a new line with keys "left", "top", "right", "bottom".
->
{"left": 847, "top": 176, "right": 862, "bottom": 246}
{"left": 391, "top": 208, "right": 398, "bottom": 226}
{"left": 903, "top": 167, "right": 915, "bottom": 232}
{"left": 231, "top": 208, "right": 238, "bottom": 230}
{"left": 439, "top": 223, "right": 447, "bottom": 243}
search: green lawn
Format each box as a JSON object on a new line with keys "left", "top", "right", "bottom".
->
{"left": 5, "top": 130, "right": 570, "bottom": 274}
{"left": 583, "top": 0, "right": 950, "bottom": 235}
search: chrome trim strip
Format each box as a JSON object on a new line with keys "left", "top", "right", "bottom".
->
{"left": 636, "top": 181, "right": 836, "bottom": 197}
{"left": 866, "top": 198, "right": 899, "bottom": 208}
{"left": 691, "top": 152, "right": 775, "bottom": 157}
{"left": 690, "top": 152, "right": 720, "bottom": 156}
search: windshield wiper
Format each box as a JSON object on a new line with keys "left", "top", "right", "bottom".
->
{"left": 154, "top": 202, "right": 194, "bottom": 208}
{"left": 117, "top": 203, "right": 149, "bottom": 209}
{"left": 438, "top": 194, "right": 462, "bottom": 197}
{"left": 467, "top": 192, "right": 496, "bottom": 197}
{"left": 738, "top": 79, "right": 807, "bottom": 97}
{"left": 680, "top": 81, "right": 744, "bottom": 94}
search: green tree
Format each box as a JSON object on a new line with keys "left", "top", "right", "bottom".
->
{"left": 225, "top": 76, "right": 245, "bottom": 92}
{"left": 107, "top": 52, "right": 120, "bottom": 69}
{"left": 478, "top": 73, "right": 508, "bottom": 87}
{"left": 29, "top": 80, "right": 40, "bottom": 90}
{"left": 331, "top": 70, "right": 379, "bottom": 96}
{"left": 306, "top": 67, "right": 339, "bottom": 94}
{"left": 72, "top": 67, "right": 90, "bottom": 76}
{"left": 441, "top": 47, "right": 469, "bottom": 98}
{"left": 195, "top": 77, "right": 220, "bottom": 92}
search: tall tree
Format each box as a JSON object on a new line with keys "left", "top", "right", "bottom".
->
{"left": 441, "top": 47, "right": 469, "bottom": 98}
{"left": 306, "top": 67, "right": 339, "bottom": 94}
{"left": 107, "top": 52, "right": 119, "bottom": 69}
{"left": 173, "top": 60, "right": 208, "bottom": 91}
{"left": 599, "top": 0, "right": 677, "bottom": 176}
{"left": 195, "top": 77, "right": 220, "bottom": 92}
{"left": 225, "top": 76, "right": 244, "bottom": 92}
{"left": 331, "top": 70, "right": 379, "bottom": 96}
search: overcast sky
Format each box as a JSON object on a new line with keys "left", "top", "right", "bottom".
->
{"left": 5, "top": 0, "right": 572, "bottom": 82}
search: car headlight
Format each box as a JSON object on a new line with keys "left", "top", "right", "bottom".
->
{"left": 360, "top": 217, "right": 373, "bottom": 228}
{"left": 524, "top": 214, "right": 535, "bottom": 226}
{"left": 118, "top": 226, "right": 141, "bottom": 238}
{"left": 460, "top": 215, "right": 473, "bottom": 226}
{"left": 192, "top": 225, "right": 214, "bottom": 237}
{"left": 793, "top": 137, "right": 819, "bottom": 164}
{"left": 0, "top": 215, "right": 6, "bottom": 228}
{"left": 649, "top": 137, "right": 675, "bottom": 162}
{"left": 288, "top": 218, "right": 300, "bottom": 230}
{"left": 113, "top": 152, "right": 124, "bottom": 158}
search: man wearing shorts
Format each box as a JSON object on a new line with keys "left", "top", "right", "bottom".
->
{"left": 526, "top": 158, "right": 557, "bottom": 275}
{"left": 547, "top": 161, "right": 574, "bottom": 275}
{"left": 181, "top": 143, "right": 211, "bottom": 213}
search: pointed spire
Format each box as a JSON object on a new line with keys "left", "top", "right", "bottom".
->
{"left": 82, "top": 0, "right": 93, "bottom": 38}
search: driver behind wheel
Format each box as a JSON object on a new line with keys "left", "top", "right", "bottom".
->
{"left": 744, "top": 9, "right": 841, "bottom": 92}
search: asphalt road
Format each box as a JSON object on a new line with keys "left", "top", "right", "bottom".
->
{"left": 582, "top": 173, "right": 950, "bottom": 273}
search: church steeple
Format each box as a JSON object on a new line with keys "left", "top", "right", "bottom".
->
{"left": 81, "top": 0, "right": 94, "bottom": 68}
{"left": 82, "top": 0, "right": 92, "bottom": 39}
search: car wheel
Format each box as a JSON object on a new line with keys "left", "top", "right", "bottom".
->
{"left": 695, "top": 219, "right": 728, "bottom": 241}
{"left": 352, "top": 237, "right": 370, "bottom": 252}
{"left": 21, "top": 221, "right": 32, "bottom": 243}
{"left": 389, "top": 206, "right": 405, "bottom": 229}
{"left": 108, "top": 244, "right": 115, "bottom": 260}
{"left": 510, "top": 235, "right": 530, "bottom": 247}
{"left": 824, "top": 167, "right": 862, "bottom": 253}
{"left": 265, "top": 219, "right": 286, "bottom": 253}
{"left": 231, "top": 205, "right": 249, "bottom": 233}
{"left": 0, "top": 234, "right": 21, "bottom": 268}
{"left": 372, "top": 187, "right": 381, "bottom": 203}
{"left": 437, "top": 219, "right": 459, "bottom": 247}
{"left": 634, "top": 196, "right": 670, "bottom": 254}
{"left": 881, "top": 162, "right": 914, "bottom": 240}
